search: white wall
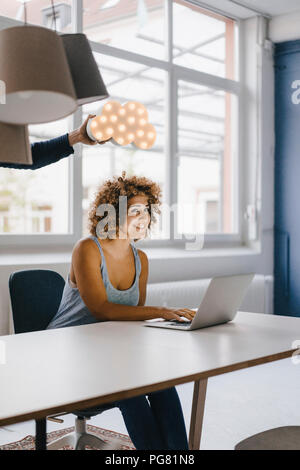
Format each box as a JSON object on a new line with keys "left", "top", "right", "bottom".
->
{"left": 269, "top": 10, "right": 300, "bottom": 43}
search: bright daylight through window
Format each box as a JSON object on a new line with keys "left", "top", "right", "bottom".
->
{"left": 0, "top": 0, "right": 238, "bottom": 240}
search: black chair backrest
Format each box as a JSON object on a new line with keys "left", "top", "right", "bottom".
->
{"left": 9, "top": 269, "right": 65, "bottom": 333}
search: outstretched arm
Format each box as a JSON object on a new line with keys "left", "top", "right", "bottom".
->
{"left": 0, "top": 114, "right": 111, "bottom": 170}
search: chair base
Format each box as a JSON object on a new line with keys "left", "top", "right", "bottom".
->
{"left": 235, "top": 426, "right": 300, "bottom": 450}
{"left": 47, "top": 416, "right": 121, "bottom": 450}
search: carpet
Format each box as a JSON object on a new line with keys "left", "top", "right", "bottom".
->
{"left": 0, "top": 424, "right": 135, "bottom": 450}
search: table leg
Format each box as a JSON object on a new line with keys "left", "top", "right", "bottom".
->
{"left": 35, "top": 418, "right": 47, "bottom": 450}
{"left": 188, "top": 378, "right": 208, "bottom": 450}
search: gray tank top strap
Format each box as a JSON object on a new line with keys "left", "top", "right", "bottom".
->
{"left": 131, "top": 242, "right": 142, "bottom": 277}
{"left": 90, "top": 235, "right": 109, "bottom": 284}
{"left": 89, "top": 235, "right": 141, "bottom": 281}
{"left": 90, "top": 235, "right": 104, "bottom": 257}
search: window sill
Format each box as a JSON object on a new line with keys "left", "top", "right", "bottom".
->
{"left": 0, "top": 245, "right": 260, "bottom": 267}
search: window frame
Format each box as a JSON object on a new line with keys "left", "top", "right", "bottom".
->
{"left": 0, "top": 0, "right": 243, "bottom": 249}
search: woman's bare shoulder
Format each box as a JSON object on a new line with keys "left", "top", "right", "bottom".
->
{"left": 72, "top": 236, "right": 101, "bottom": 260}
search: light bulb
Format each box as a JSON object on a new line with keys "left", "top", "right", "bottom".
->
{"left": 88, "top": 100, "right": 156, "bottom": 148}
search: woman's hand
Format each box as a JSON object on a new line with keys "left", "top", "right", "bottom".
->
{"left": 159, "top": 307, "right": 196, "bottom": 322}
{"left": 68, "top": 114, "right": 113, "bottom": 146}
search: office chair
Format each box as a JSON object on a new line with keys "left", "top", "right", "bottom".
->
{"left": 235, "top": 426, "right": 300, "bottom": 450}
{"left": 9, "top": 269, "right": 121, "bottom": 450}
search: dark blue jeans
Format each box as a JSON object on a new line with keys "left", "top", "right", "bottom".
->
{"left": 112, "top": 387, "right": 189, "bottom": 450}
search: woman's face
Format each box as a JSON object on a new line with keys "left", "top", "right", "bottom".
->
{"left": 126, "top": 194, "right": 150, "bottom": 241}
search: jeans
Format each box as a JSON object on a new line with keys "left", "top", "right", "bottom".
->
{"left": 77, "top": 386, "right": 189, "bottom": 450}
{"left": 112, "top": 387, "right": 189, "bottom": 450}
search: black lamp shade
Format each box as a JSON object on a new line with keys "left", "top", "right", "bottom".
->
{"left": 61, "top": 33, "right": 109, "bottom": 106}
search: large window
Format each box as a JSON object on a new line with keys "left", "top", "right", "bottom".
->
{"left": 81, "top": 54, "right": 166, "bottom": 237}
{"left": 0, "top": 118, "right": 71, "bottom": 235}
{"left": 0, "top": 1, "right": 72, "bottom": 32}
{"left": 0, "top": 0, "right": 239, "bottom": 245}
{"left": 177, "top": 81, "right": 237, "bottom": 235}
{"left": 83, "top": 0, "right": 165, "bottom": 60}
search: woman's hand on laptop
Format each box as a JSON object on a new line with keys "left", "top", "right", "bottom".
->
{"left": 160, "top": 308, "right": 196, "bottom": 322}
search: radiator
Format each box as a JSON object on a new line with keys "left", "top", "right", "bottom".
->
{"left": 146, "top": 275, "right": 274, "bottom": 314}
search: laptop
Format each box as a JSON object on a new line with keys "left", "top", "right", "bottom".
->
{"left": 144, "top": 273, "right": 255, "bottom": 331}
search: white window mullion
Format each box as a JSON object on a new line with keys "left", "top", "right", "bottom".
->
{"left": 70, "top": 0, "right": 83, "bottom": 239}
{"left": 73, "top": 0, "right": 83, "bottom": 34}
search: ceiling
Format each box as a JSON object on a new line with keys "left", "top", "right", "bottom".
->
{"left": 191, "top": 0, "right": 300, "bottom": 19}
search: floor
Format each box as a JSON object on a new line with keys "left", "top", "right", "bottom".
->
{"left": 0, "top": 357, "right": 299, "bottom": 450}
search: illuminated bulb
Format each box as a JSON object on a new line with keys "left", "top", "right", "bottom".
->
{"left": 88, "top": 101, "right": 156, "bottom": 148}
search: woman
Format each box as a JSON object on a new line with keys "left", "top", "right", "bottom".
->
{"left": 47, "top": 172, "right": 195, "bottom": 450}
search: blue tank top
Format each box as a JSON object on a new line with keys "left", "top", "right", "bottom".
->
{"left": 47, "top": 236, "right": 141, "bottom": 329}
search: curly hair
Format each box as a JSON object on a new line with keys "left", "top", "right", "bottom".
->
{"left": 88, "top": 171, "right": 162, "bottom": 238}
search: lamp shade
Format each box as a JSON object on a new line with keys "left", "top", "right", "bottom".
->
{"left": 0, "top": 122, "right": 32, "bottom": 164}
{"left": 0, "top": 25, "right": 77, "bottom": 125}
{"left": 61, "top": 33, "right": 109, "bottom": 106}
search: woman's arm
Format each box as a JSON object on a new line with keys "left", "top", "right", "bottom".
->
{"left": 137, "top": 249, "right": 148, "bottom": 306}
{"left": 72, "top": 239, "right": 195, "bottom": 322}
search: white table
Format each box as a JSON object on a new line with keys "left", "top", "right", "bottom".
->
{"left": 0, "top": 311, "right": 299, "bottom": 450}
